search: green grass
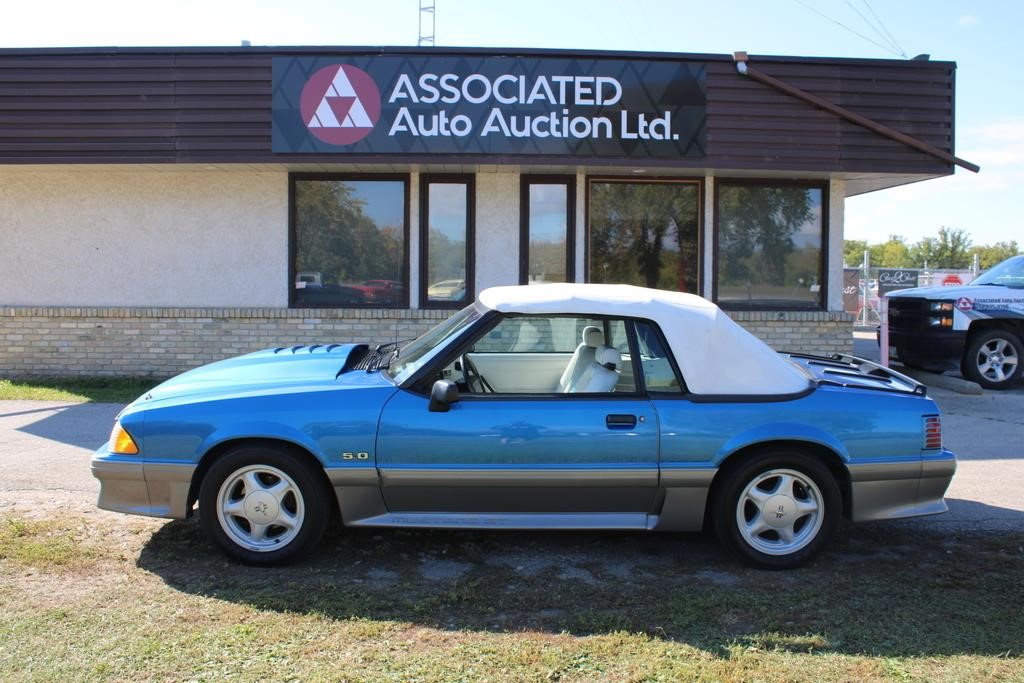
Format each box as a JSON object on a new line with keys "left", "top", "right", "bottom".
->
{"left": 1, "top": 511, "right": 1022, "bottom": 681}
{"left": 0, "top": 518, "right": 97, "bottom": 568}
{"left": 0, "top": 377, "right": 160, "bottom": 403}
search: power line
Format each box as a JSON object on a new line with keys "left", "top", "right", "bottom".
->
{"left": 844, "top": 0, "right": 902, "bottom": 55}
{"left": 860, "top": 0, "right": 907, "bottom": 58}
{"left": 792, "top": 0, "right": 906, "bottom": 58}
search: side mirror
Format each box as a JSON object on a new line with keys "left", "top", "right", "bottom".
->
{"left": 428, "top": 379, "right": 459, "bottom": 412}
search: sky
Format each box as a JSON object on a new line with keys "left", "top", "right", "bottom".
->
{"left": 1, "top": 0, "right": 1019, "bottom": 247}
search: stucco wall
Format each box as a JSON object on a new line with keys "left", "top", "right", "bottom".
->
{"left": 0, "top": 169, "right": 288, "bottom": 307}
{"left": 474, "top": 172, "right": 520, "bottom": 291}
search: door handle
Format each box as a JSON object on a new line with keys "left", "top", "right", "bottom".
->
{"left": 606, "top": 414, "right": 637, "bottom": 429}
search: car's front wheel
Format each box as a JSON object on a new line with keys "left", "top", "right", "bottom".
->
{"left": 712, "top": 450, "right": 841, "bottom": 569}
{"left": 961, "top": 328, "right": 1022, "bottom": 390}
{"left": 198, "top": 445, "right": 330, "bottom": 566}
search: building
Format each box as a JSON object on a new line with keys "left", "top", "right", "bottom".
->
{"left": 0, "top": 46, "right": 972, "bottom": 377}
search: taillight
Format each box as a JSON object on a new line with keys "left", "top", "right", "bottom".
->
{"left": 923, "top": 415, "right": 942, "bottom": 450}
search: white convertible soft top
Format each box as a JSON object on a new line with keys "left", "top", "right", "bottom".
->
{"left": 478, "top": 283, "right": 811, "bottom": 396}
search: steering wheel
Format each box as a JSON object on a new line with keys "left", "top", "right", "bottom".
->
{"left": 461, "top": 353, "right": 493, "bottom": 393}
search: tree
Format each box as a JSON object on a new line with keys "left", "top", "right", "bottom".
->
{"left": 844, "top": 239, "right": 868, "bottom": 267}
{"left": 970, "top": 241, "right": 1021, "bottom": 269}
{"left": 907, "top": 228, "right": 971, "bottom": 268}
{"left": 869, "top": 235, "right": 911, "bottom": 268}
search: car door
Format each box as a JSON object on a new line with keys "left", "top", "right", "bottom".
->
{"left": 375, "top": 315, "right": 660, "bottom": 522}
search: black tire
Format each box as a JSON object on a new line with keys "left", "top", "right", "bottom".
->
{"left": 198, "top": 445, "right": 331, "bottom": 566}
{"left": 712, "top": 449, "right": 842, "bottom": 570}
{"left": 961, "top": 329, "right": 1023, "bottom": 390}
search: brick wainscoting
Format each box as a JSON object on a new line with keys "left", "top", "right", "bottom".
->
{"left": 1, "top": 307, "right": 853, "bottom": 378}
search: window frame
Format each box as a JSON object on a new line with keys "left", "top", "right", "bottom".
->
{"left": 712, "top": 178, "right": 829, "bottom": 312}
{"left": 519, "top": 174, "right": 576, "bottom": 285}
{"left": 584, "top": 176, "right": 704, "bottom": 294}
{"left": 419, "top": 173, "right": 476, "bottom": 310}
{"left": 288, "top": 172, "right": 411, "bottom": 309}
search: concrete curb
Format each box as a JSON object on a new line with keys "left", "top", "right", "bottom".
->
{"left": 898, "top": 367, "right": 984, "bottom": 395}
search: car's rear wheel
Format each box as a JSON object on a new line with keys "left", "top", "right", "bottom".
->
{"left": 962, "top": 329, "right": 1022, "bottom": 390}
{"left": 712, "top": 450, "right": 841, "bottom": 569}
{"left": 198, "top": 445, "right": 330, "bottom": 566}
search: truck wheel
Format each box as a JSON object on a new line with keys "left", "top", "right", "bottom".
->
{"left": 962, "top": 329, "right": 1023, "bottom": 390}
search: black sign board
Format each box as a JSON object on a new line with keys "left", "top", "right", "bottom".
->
{"left": 271, "top": 56, "right": 706, "bottom": 158}
{"left": 877, "top": 268, "right": 919, "bottom": 297}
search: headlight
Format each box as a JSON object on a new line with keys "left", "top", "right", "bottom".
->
{"left": 928, "top": 316, "right": 953, "bottom": 328}
{"left": 929, "top": 301, "right": 954, "bottom": 312}
{"left": 109, "top": 422, "right": 139, "bottom": 455}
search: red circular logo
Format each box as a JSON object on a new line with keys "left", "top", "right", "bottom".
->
{"left": 942, "top": 275, "right": 963, "bottom": 286}
{"left": 956, "top": 296, "right": 973, "bottom": 312}
{"left": 299, "top": 64, "right": 381, "bottom": 146}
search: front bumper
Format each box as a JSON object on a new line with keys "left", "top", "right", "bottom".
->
{"left": 888, "top": 329, "right": 967, "bottom": 370}
{"left": 91, "top": 449, "right": 196, "bottom": 519}
{"left": 847, "top": 450, "right": 957, "bottom": 522}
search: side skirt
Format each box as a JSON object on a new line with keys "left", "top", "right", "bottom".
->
{"left": 347, "top": 512, "right": 652, "bottom": 530}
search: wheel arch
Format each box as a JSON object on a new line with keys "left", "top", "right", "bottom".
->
{"left": 186, "top": 437, "right": 335, "bottom": 517}
{"left": 703, "top": 439, "right": 852, "bottom": 530}
{"left": 966, "top": 318, "right": 1024, "bottom": 339}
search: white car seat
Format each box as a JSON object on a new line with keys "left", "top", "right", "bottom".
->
{"left": 558, "top": 326, "right": 604, "bottom": 392}
{"left": 568, "top": 346, "right": 622, "bottom": 393}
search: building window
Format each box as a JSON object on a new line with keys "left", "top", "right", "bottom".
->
{"left": 715, "top": 181, "right": 826, "bottom": 309}
{"left": 291, "top": 174, "right": 408, "bottom": 308}
{"left": 421, "top": 175, "right": 474, "bottom": 308}
{"left": 520, "top": 176, "right": 575, "bottom": 284}
{"left": 587, "top": 179, "right": 700, "bottom": 293}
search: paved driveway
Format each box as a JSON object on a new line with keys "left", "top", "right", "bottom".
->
{"left": 1, "top": 388, "right": 1021, "bottom": 530}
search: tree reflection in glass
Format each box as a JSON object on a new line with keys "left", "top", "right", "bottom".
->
{"left": 294, "top": 179, "right": 406, "bottom": 307}
{"left": 717, "top": 185, "right": 822, "bottom": 308}
{"left": 589, "top": 181, "right": 699, "bottom": 293}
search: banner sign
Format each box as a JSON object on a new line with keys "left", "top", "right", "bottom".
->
{"left": 842, "top": 268, "right": 860, "bottom": 314}
{"left": 271, "top": 55, "right": 707, "bottom": 158}
{"left": 877, "top": 268, "right": 919, "bottom": 297}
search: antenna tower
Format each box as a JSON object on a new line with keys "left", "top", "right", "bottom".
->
{"left": 418, "top": 1, "right": 436, "bottom": 47}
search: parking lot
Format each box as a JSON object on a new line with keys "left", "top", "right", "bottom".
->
{"left": 1, "top": 376, "right": 1022, "bottom": 680}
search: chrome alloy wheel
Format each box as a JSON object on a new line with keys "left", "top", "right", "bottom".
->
{"left": 216, "top": 464, "right": 305, "bottom": 552}
{"left": 736, "top": 468, "right": 824, "bottom": 556}
{"left": 974, "top": 337, "right": 1019, "bottom": 384}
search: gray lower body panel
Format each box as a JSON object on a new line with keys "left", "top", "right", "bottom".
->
{"left": 848, "top": 451, "right": 956, "bottom": 522}
{"left": 91, "top": 454, "right": 196, "bottom": 519}
{"left": 349, "top": 512, "right": 650, "bottom": 529}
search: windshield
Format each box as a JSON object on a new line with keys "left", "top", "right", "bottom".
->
{"left": 970, "top": 255, "right": 1024, "bottom": 288}
{"left": 385, "top": 304, "right": 484, "bottom": 384}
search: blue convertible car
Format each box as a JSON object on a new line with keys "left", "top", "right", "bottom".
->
{"left": 93, "top": 284, "right": 956, "bottom": 569}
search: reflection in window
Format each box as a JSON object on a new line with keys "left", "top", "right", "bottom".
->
{"left": 422, "top": 177, "right": 473, "bottom": 307}
{"left": 589, "top": 180, "right": 700, "bottom": 293}
{"left": 293, "top": 177, "right": 407, "bottom": 308}
{"left": 522, "top": 178, "right": 573, "bottom": 284}
{"left": 634, "top": 320, "right": 682, "bottom": 392}
{"left": 716, "top": 184, "right": 824, "bottom": 309}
